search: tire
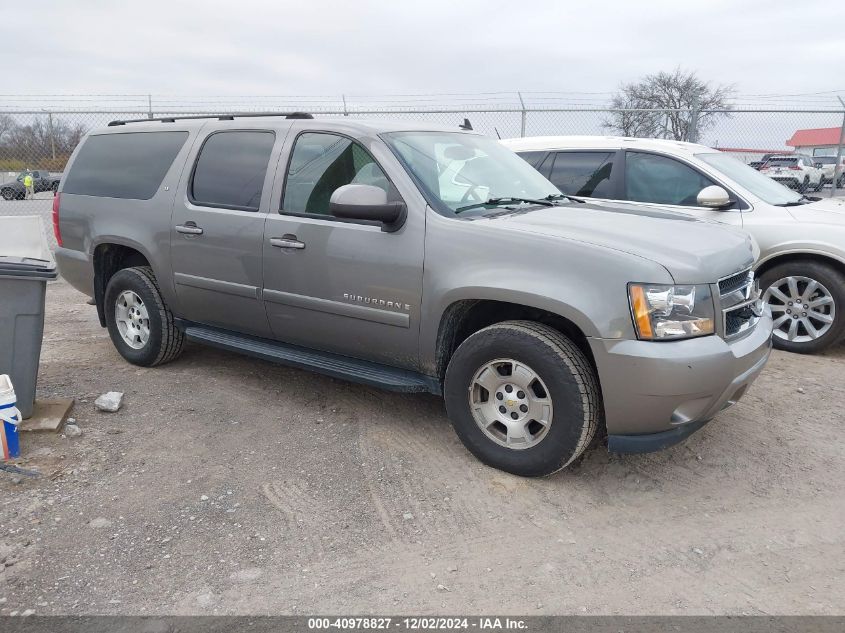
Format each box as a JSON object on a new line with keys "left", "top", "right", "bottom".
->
{"left": 814, "top": 176, "right": 824, "bottom": 192}
{"left": 104, "top": 266, "right": 185, "bottom": 366}
{"left": 1, "top": 188, "right": 15, "bottom": 201}
{"left": 799, "top": 176, "right": 809, "bottom": 193}
{"left": 444, "top": 320, "right": 601, "bottom": 477}
{"left": 760, "top": 260, "right": 845, "bottom": 354}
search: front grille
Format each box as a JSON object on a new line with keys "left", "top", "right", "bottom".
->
{"left": 718, "top": 268, "right": 761, "bottom": 339}
{"left": 725, "top": 305, "right": 757, "bottom": 337}
{"left": 719, "top": 269, "right": 752, "bottom": 295}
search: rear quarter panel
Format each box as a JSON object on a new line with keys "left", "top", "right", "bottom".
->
{"left": 56, "top": 126, "right": 203, "bottom": 309}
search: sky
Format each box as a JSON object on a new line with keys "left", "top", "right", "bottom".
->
{"left": 2, "top": 0, "right": 844, "bottom": 107}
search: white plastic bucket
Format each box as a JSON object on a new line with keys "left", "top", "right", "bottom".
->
{"left": 0, "top": 374, "right": 21, "bottom": 459}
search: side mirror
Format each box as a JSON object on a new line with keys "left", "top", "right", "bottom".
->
{"left": 329, "top": 184, "right": 406, "bottom": 232}
{"left": 697, "top": 185, "right": 732, "bottom": 209}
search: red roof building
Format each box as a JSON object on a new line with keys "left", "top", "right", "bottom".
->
{"left": 786, "top": 127, "right": 843, "bottom": 149}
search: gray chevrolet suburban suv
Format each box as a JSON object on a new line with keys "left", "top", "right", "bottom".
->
{"left": 53, "top": 114, "right": 773, "bottom": 476}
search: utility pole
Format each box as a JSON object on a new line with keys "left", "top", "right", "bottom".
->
{"left": 342, "top": 94, "right": 348, "bottom": 116}
{"left": 517, "top": 91, "right": 526, "bottom": 138}
{"left": 688, "top": 96, "right": 701, "bottom": 144}
{"left": 830, "top": 96, "right": 845, "bottom": 198}
{"left": 47, "top": 111, "right": 56, "bottom": 161}
{"left": 148, "top": 94, "right": 153, "bottom": 120}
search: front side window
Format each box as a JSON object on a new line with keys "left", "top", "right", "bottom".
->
{"left": 191, "top": 131, "right": 275, "bottom": 211}
{"left": 625, "top": 151, "right": 715, "bottom": 206}
{"left": 384, "top": 132, "right": 559, "bottom": 215}
{"left": 282, "top": 132, "right": 392, "bottom": 216}
{"left": 548, "top": 152, "right": 615, "bottom": 197}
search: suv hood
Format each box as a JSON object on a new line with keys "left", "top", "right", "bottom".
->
{"left": 481, "top": 201, "right": 755, "bottom": 283}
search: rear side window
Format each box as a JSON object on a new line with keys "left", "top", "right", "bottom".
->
{"left": 190, "top": 131, "right": 275, "bottom": 211}
{"left": 63, "top": 132, "right": 188, "bottom": 199}
{"left": 548, "top": 152, "right": 615, "bottom": 197}
{"left": 516, "top": 151, "right": 547, "bottom": 169}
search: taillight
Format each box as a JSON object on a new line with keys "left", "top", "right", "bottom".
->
{"left": 52, "top": 192, "right": 62, "bottom": 247}
{"left": 789, "top": 165, "right": 802, "bottom": 170}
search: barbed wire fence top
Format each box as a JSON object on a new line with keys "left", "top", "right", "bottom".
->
{"left": 1, "top": 92, "right": 844, "bottom": 247}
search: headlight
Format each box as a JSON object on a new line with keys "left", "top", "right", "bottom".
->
{"left": 628, "top": 283, "right": 715, "bottom": 340}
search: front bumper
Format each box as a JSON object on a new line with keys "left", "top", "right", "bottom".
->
{"left": 588, "top": 313, "right": 773, "bottom": 453}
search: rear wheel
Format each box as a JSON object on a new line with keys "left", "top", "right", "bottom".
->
{"left": 444, "top": 321, "right": 601, "bottom": 476}
{"left": 799, "top": 176, "right": 810, "bottom": 193}
{"left": 760, "top": 261, "right": 845, "bottom": 354}
{"left": 1, "top": 188, "right": 15, "bottom": 201}
{"left": 104, "top": 266, "right": 184, "bottom": 366}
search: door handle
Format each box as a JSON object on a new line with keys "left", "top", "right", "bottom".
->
{"left": 270, "top": 236, "right": 305, "bottom": 250}
{"left": 175, "top": 222, "right": 204, "bottom": 235}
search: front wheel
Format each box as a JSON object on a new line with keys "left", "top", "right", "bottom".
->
{"left": 444, "top": 321, "right": 601, "bottom": 477}
{"left": 760, "top": 261, "right": 845, "bottom": 354}
{"left": 1, "top": 188, "right": 15, "bottom": 201}
{"left": 104, "top": 266, "right": 185, "bottom": 366}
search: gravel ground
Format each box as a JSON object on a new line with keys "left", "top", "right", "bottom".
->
{"left": 0, "top": 279, "right": 843, "bottom": 616}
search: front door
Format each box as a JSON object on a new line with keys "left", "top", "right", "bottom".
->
{"left": 621, "top": 150, "right": 744, "bottom": 228}
{"left": 262, "top": 130, "right": 424, "bottom": 369}
{"left": 170, "top": 128, "right": 279, "bottom": 337}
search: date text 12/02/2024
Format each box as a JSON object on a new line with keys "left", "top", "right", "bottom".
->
{"left": 307, "top": 617, "right": 528, "bottom": 630}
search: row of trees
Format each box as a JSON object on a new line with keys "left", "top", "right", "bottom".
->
{"left": 0, "top": 114, "right": 87, "bottom": 171}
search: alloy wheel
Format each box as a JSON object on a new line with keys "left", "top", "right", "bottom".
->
{"left": 468, "top": 358, "right": 553, "bottom": 450}
{"left": 114, "top": 290, "right": 151, "bottom": 349}
{"left": 763, "top": 275, "right": 836, "bottom": 343}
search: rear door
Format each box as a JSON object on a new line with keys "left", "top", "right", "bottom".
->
{"left": 261, "top": 128, "right": 425, "bottom": 368}
{"left": 170, "top": 125, "right": 286, "bottom": 337}
{"left": 544, "top": 150, "right": 620, "bottom": 199}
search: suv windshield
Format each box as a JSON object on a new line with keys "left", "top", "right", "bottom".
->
{"left": 697, "top": 152, "right": 803, "bottom": 206}
{"left": 384, "top": 131, "right": 560, "bottom": 215}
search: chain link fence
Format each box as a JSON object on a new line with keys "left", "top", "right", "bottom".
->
{"left": 2, "top": 94, "right": 844, "bottom": 247}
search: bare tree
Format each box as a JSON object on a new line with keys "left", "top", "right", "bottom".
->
{"left": 0, "top": 114, "right": 87, "bottom": 170}
{"left": 603, "top": 68, "right": 734, "bottom": 141}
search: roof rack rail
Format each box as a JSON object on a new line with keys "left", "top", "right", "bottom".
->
{"left": 108, "top": 111, "right": 314, "bottom": 126}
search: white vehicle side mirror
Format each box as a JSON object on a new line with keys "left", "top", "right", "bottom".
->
{"left": 697, "top": 185, "right": 732, "bottom": 209}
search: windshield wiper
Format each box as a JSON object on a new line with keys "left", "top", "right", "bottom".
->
{"left": 543, "top": 193, "right": 586, "bottom": 204}
{"left": 775, "top": 196, "right": 812, "bottom": 207}
{"left": 455, "top": 196, "right": 556, "bottom": 214}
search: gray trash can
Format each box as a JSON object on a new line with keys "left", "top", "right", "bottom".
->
{"left": 0, "top": 216, "right": 57, "bottom": 419}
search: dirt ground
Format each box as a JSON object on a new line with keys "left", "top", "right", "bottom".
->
{"left": 0, "top": 278, "right": 843, "bottom": 616}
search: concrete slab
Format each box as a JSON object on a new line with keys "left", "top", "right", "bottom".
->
{"left": 18, "top": 398, "right": 74, "bottom": 432}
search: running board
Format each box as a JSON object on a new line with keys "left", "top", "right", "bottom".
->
{"left": 181, "top": 324, "right": 441, "bottom": 395}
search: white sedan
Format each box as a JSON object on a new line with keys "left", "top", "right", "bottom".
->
{"left": 502, "top": 135, "right": 845, "bottom": 354}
